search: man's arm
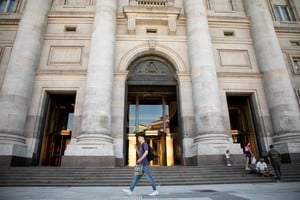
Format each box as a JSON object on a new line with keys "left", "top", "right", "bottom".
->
{"left": 137, "top": 150, "right": 148, "bottom": 164}
{"left": 263, "top": 162, "right": 268, "bottom": 170}
{"left": 135, "top": 144, "right": 140, "bottom": 156}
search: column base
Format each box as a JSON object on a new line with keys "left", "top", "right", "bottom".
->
{"left": 0, "top": 155, "right": 30, "bottom": 166}
{"left": 0, "top": 134, "right": 28, "bottom": 166}
{"left": 273, "top": 133, "right": 300, "bottom": 163}
{"left": 61, "top": 155, "right": 115, "bottom": 167}
{"left": 62, "top": 134, "right": 116, "bottom": 167}
{"left": 194, "top": 134, "right": 244, "bottom": 165}
{"left": 196, "top": 154, "right": 245, "bottom": 165}
{"left": 182, "top": 138, "right": 197, "bottom": 165}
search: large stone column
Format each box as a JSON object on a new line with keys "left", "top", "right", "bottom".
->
{"left": 243, "top": 0, "right": 300, "bottom": 162}
{"left": 0, "top": 0, "right": 52, "bottom": 166}
{"left": 62, "top": 0, "right": 117, "bottom": 167}
{"left": 184, "top": 0, "right": 237, "bottom": 165}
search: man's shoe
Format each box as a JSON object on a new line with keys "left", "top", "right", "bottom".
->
{"left": 122, "top": 189, "right": 132, "bottom": 195}
{"left": 149, "top": 190, "right": 159, "bottom": 196}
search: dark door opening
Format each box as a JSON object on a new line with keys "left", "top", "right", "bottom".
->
{"left": 227, "top": 95, "right": 260, "bottom": 157}
{"left": 40, "top": 93, "right": 75, "bottom": 166}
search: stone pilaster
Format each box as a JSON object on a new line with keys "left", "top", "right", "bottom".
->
{"left": 0, "top": 0, "right": 52, "bottom": 166}
{"left": 184, "top": 0, "right": 240, "bottom": 165}
{"left": 62, "top": 0, "right": 117, "bottom": 167}
{"left": 243, "top": 0, "right": 300, "bottom": 163}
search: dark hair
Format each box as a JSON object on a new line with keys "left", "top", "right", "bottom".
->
{"left": 135, "top": 132, "right": 145, "bottom": 137}
{"left": 269, "top": 144, "right": 274, "bottom": 149}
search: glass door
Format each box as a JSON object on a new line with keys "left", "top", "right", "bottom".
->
{"left": 126, "top": 86, "right": 179, "bottom": 166}
{"left": 128, "top": 100, "right": 168, "bottom": 166}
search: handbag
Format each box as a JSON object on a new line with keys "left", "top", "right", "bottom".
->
{"left": 134, "top": 165, "right": 143, "bottom": 175}
{"left": 251, "top": 156, "right": 257, "bottom": 164}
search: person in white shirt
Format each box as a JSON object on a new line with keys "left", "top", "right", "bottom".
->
{"left": 256, "top": 157, "right": 273, "bottom": 177}
{"left": 225, "top": 149, "right": 231, "bottom": 166}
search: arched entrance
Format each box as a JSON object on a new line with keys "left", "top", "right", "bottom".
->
{"left": 125, "top": 56, "right": 181, "bottom": 166}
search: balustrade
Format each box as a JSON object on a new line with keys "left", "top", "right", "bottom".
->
{"left": 130, "top": 0, "right": 174, "bottom": 7}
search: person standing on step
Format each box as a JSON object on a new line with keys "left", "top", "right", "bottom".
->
{"left": 244, "top": 142, "right": 252, "bottom": 170}
{"left": 267, "top": 144, "right": 282, "bottom": 182}
{"left": 122, "top": 132, "right": 158, "bottom": 196}
{"left": 225, "top": 149, "right": 232, "bottom": 166}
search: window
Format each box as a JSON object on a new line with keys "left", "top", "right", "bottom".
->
{"left": 64, "top": 26, "right": 77, "bottom": 32}
{"left": 293, "top": 57, "right": 300, "bottom": 75}
{"left": 0, "top": 0, "right": 16, "bottom": 13}
{"left": 223, "top": 30, "right": 235, "bottom": 36}
{"left": 274, "top": 5, "right": 292, "bottom": 21}
{"left": 146, "top": 28, "right": 157, "bottom": 34}
{"left": 64, "top": 0, "right": 86, "bottom": 6}
{"left": 290, "top": 41, "right": 300, "bottom": 46}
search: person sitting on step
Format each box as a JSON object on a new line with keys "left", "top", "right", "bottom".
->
{"left": 256, "top": 157, "right": 273, "bottom": 177}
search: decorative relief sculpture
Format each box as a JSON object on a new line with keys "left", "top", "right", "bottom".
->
{"left": 134, "top": 61, "right": 168, "bottom": 75}
{"left": 128, "top": 58, "right": 176, "bottom": 83}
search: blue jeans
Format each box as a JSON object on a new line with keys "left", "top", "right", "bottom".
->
{"left": 129, "top": 165, "right": 157, "bottom": 191}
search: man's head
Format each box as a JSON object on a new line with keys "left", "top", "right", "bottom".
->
{"left": 136, "top": 132, "right": 145, "bottom": 143}
{"left": 269, "top": 144, "right": 274, "bottom": 149}
{"left": 260, "top": 157, "right": 264, "bottom": 162}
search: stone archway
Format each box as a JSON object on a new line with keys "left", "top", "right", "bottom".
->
{"left": 125, "top": 55, "right": 182, "bottom": 166}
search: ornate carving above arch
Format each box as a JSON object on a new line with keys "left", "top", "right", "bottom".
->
{"left": 127, "top": 56, "right": 177, "bottom": 85}
{"left": 117, "top": 42, "right": 186, "bottom": 72}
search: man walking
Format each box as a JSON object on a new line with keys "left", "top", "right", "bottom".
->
{"left": 267, "top": 144, "right": 282, "bottom": 182}
{"left": 122, "top": 132, "right": 158, "bottom": 196}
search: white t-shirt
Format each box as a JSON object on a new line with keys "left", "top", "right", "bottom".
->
{"left": 225, "top": 153, "right": 230, "bottom": 159}
{"left": 256, "top": 161, "right": 268, "bottom": 170}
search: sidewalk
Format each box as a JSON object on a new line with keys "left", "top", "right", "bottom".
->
{"left": 0, "top": 182, "right": 299, "bottom": 200}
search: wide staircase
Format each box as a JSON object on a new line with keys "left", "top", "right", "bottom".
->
{"left": 0, "top": 164, "right": 300, "bottom": 186}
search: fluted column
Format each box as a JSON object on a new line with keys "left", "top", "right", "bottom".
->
{"left": 184, "top": 0, "right": 233, "bottom": 164}
{"left": 62, "top": 0, "right": 117, "bottom": 167}
{"left": 0, "top": 0, "right": 52, "bottom": 166}
{"left": 244, "top": 0, "right": 300, "bottom": 161}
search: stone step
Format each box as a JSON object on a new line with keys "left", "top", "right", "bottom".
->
{"left": 1, "top": 164, "right": 299, "bottom": 186}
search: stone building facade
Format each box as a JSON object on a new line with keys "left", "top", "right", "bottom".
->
{"left": 0, "top": 0, "right": 299, "bottom": 167}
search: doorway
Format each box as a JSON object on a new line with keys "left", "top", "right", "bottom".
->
{"left": 125, "top": 55, "right": 181, "bottom": 166}
{"left": 226, "top": 95, "right": 260, "bottom": 157}
{"left": 126, "top": 86, "right": 180, "bottom": 166}
{"left": 40, "top": 93, "right": 75, "bottom": 166}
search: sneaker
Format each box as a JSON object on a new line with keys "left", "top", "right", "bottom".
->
{"left": 122, "top": 189, "right": 132, "bottom": 196}
{"left": 149, "top": 190, "right": 159, "bottom": 196}
{"left": 245, "top": 167, "right": 251, "bottom": 170}
{"left": 227, "top": 164, "right": 232, "bottom": 166}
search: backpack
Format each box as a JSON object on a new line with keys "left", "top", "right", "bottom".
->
{"left": 147, "top": 145, "right": 154, "bottom": 161}
{"left": 143, "top": 143, "right": 154, "bottom": 161}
